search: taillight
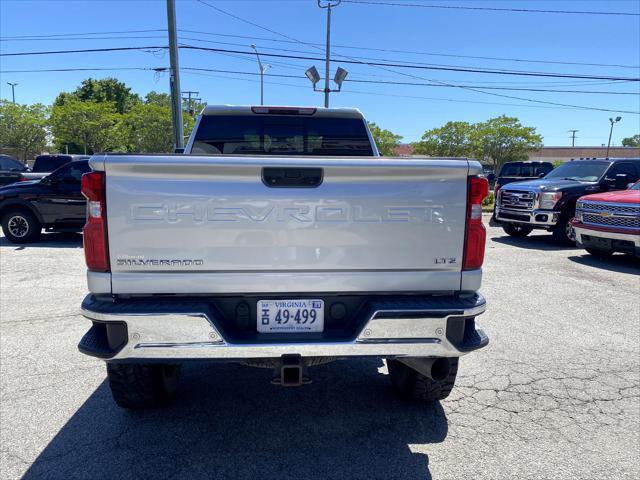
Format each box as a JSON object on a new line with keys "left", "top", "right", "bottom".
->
{"left": 463, "top": 176, "right": 489, "bottom": 270}
{"left": 81, "top": 171, "right": 109, "bottom": 272}
{"left": 251, "top": 106, "right": 317, "bottom": 115}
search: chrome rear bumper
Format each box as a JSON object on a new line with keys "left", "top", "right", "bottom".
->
{"left": 79, "top": 294, "right": 488, "bottom": 361}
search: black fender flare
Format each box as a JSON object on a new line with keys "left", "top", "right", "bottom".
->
{"left": 0, "top": 199, "right": 44, "bottom": 224}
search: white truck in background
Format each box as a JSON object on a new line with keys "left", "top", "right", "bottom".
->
{"left": 78, "top": 105, "right": 490, "bottom": 408}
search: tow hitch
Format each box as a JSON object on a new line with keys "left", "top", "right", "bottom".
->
{"left": 272, "top": 354, "right": 311, "bottom": 387}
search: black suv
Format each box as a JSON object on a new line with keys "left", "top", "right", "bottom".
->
{"left": 0, "top": 160, "right": 90, "bottom": 243}
{"left": 495, "top": 158, "right": 640, "bottom": 244}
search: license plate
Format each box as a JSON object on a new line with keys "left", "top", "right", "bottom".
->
{"left": 257, "top": 299, "right": 324, "bottom": 333}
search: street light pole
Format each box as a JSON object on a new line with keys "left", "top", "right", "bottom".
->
{"left": 251, "top": 44, "right": 271, "bottom": 105}
{"left": 318, "top": 1, "right": 341, "bottom": 108}
{"left": 606, "top": 116, "right": 621, "bottom": 158}
{"left": 6, "top": 82, "right": 18, "bottom": 103}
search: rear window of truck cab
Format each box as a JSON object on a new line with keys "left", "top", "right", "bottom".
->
{"left": 499, "top": 162, "right": 553, "bottom": 177}
{"left": 192, "top": 115, "right": 374, "bottom": 156}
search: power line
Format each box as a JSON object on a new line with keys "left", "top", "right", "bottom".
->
{"left": 0, "top": 29, "right": 165, "bottom": 39}
{"left": 178, "top": 29, "right": 639, "bottom": 70}
{"left": 4, "top": 43, "right": 637, "bottom": 82}
{"left": 0, "top": 67, "right": 155, "bottom": 73}
{"left": 179, "top": 29, "right": 640, "bottom": 69}
{"left": 0, "top": 46, "right": 166, "bottom": 56}
{"left": 2, "top": 65, "right": 636, "bottom": 98}
{"left": 341, "top": 1, "right": 640, "bottom": 16}
{"left": 0, "top": 63, "right": 634, "bottom": 114}
{"left": 179, "top": 45, "right": 640, "bottom": 82}
{"left": 2, "top": 28, "right": 638, "bottom": 70}
{"left": 176, "top": 35, "right": 640, "bottom": 75}
{"left": 193, "top": 2, "right": 638, "bottom": 115}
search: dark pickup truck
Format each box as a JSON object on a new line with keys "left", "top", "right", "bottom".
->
{"left": 494, "top": 161, "right": 554, "bottom": 195}
{"left": 495, "top": 158, "right": 640, "bottom": 245}
{"left": 0, "top": 159, "right": 90, "bottom": 243}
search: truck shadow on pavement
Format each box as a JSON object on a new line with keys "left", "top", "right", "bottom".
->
{"left": 22, "top": 359, "right": 447, "bottom": 480}
{"left": 0, "top": 233, "right": 82, "bottom": 249}
{"left": 491, "top": 234, "right": 580, "bottom": 252}
{"left": 568, "top": 254, "right": 640, "bottom": 274}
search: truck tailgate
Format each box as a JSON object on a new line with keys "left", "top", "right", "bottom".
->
{"left": 94, "top": 155, "right": 474, "bottom": 294}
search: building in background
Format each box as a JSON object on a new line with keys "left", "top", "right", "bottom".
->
{"left": 527, "top": 146, "right": 640, "bottom": 163}
{"left": 392, "top": 144, "right": 640, "bottom": 162}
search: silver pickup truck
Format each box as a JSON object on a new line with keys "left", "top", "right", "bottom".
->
{"left": 78, "top": 105, "right": 490, "bottom": 408}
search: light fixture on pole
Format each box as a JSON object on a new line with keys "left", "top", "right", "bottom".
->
{"left": 251, "top": 44, "right": 271, "bottom": 106}
{"left": 606, "top": 116, "right": 622, "bottom": 158}
{"left": 304, "top": 65, "right": 348, "bottom": 103}
{"left": 6, "top": 82, "right": 18, "bottom": 103}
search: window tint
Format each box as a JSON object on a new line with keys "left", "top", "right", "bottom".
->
{"left": 500, "top": 163, "right": 553, "bottom": 177}
{"left": 544, "top": 161, "right": 610, "bottom": 182}
{"left": 33, "top": 155, "right": 73, "bottom": 172}
{"left": 500, "top": 164, "right": 522, "bottom": 176}
{"left": 50, "top": 161, "right": 90, "bottom": 182}
{"left": 538, "top": 164, "right": 554, "bottom": 175}
{"left": 0, "top": 156, "right": 24, "bottom": 171}
{"left": 193, "top": 115, "right": 374, "bottom": 156}
{"left": 607, "top": 162, "right": 639, "bottom": 183}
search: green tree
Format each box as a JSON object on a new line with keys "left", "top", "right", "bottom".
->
{"left": 0, "top": 101, "right": 49, "bottom": 161}
{"left": 51, "top": 99, "right": 122, "bottom": 154}
{"left": 471, "top": 116, "right": 543, "bottom": 168}
{"left": 121, "top": 103, "right": 173, "bottom": 153}
{"left": 368, "top": 122, "right": 402, "bottom": 156}
{"left": 622, "top": 134, "right": 640, "bottom": 147}
{"left": 145, "top": 91, "right": 171, "bottom": 108}
{"left": 54, "top": 78, "right": 141, "bottom": 114}
{"left": 413, "top": 121, "right": 475, "bottom": 157}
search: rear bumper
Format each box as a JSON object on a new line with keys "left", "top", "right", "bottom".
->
{"left": 79, "top": 293, "right": 488, "bottom": 361}
{"left": 574, "top": 223, "right": 640, "bottom": 255}
{"left": 495, "top": 207, "right": 560, "bottom": 227}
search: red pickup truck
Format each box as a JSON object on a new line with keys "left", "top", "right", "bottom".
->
{"left": 572, "top": 182, "right": 640, "bottom": 258}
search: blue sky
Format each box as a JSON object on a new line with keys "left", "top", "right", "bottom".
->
{"left": 1, "top": 0, "right": 639, "bottom": 145}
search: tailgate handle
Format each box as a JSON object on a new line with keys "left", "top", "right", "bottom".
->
{"left": 262, "top": 167, "right": 323, "bottom": 188}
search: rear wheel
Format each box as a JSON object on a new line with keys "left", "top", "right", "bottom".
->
{"left": 1, "top": 209, "right": 41, "bottom": 244}
{"left": 387, "top": 358, "right": 459, "bottom": 402}
{"left": 502, "top": 223, "right": 533, "bottom": 238}
{"left": 552, "top": 209, "right": 576, "bottom": 246}
{"left": 106, "top": 363, "right": 181, "bottom": 409}
{"left": 585, "top": 247, "right": 614, "bottom": 258}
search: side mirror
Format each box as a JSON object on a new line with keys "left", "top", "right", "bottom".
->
{"left": 538, "top": 172, "right": 546, "bottom": 178}
{"left": 174, "top": 147, "right": 185, "bottom": 154}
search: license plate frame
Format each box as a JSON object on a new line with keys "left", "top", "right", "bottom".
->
{"left": 257, "top": 299, "right": 325, "bottom": 333}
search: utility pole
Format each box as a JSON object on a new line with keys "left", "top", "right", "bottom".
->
{"left": 606, "top": 116, "right": 622, "bottom": 158}
{"left": 6, "top": 82, "right": 18, "bottom": 103}
{"left": 166, "top": 0, "right": 184, "bottom": 151}
{"left": 318, "top": 1, "right": 341, "bottom": 108}
{"left": 568, "top": 129, "right": 578, "bottom": 147}
{"left": 250, "top": 44, "right": 271, "bottom": 105}
{"left": 182, "top": 90, "right": 201, "bottom": 117}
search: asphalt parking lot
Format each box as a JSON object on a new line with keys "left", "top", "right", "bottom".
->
{"left": 1, "top": 218, "right": 639, "bottom": 480}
